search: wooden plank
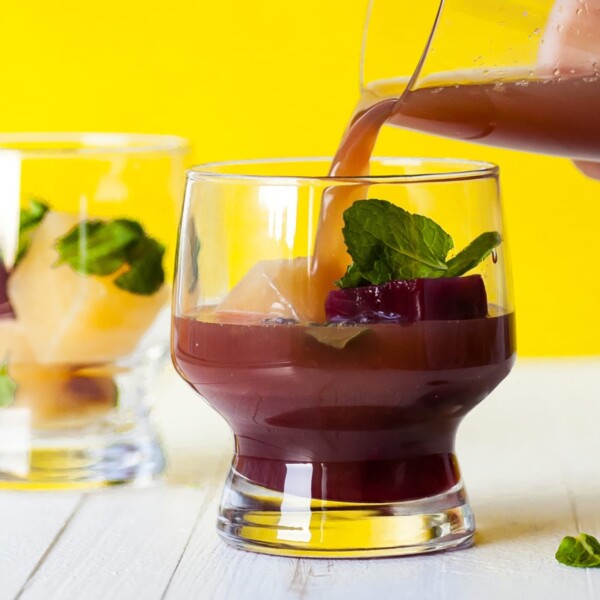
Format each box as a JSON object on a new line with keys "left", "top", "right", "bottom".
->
{"left": 152, "top": 364, "right": 233, "bottom": 487}
{"left": 164, "top": 360, "right": 600, "bottom": 599}
{"left": 17, "top": 485, "right": 210, "bottom": 600}
{"left": 0, "top": 492, "right": 82, "bottom": 600}
{"left": 5, "top": 360, "right": 600, "bottom": 600}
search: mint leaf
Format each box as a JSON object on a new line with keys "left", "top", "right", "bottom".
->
{"left": 16, "top": 199, "right": 49, "bottom": 264}
{"left": 556, "top": 534, "right": 600, "bottom": 568}
{"left": 306, "top": 324, "right": 368, "bottom": 349}
{"left": 56, "top": 219, "right": 165, "bottom": 295}
{"left": 20, "top": 198, "right": 49, "bottom": 231}
{"left": 56, "top": 220, "right": 143, "bottom": 276}
{"left": 337, "top": 200, "right": 502, "bottom": 288}
{"left": 339, "top": 199, "right": 452, "bottom": 287}
{"left": 0, "top": 362, "right": 17, "bottom": 408}
{"left": 446, "top": 232, "right": 502, "bottom": 277}
{"left": 337, "top": 263, "right": 369, "bottom": 289}
{"left": 187, "top": 220, "right": 201, "bottom": 294}
{"left": 114, "top": 237, "right": 165, "bottom": 295}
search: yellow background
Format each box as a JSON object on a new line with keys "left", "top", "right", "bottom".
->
{"left": 0, "top": 0, "right": 598, "bottom": 356}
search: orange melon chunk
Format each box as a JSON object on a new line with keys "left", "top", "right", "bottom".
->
{"left": 8, "top": 212, "right": 168, "bottom": 365}
{"left": 0, "top": 319, "right": 34, "bottom": 363}
{"left": 10, "top": 364, "right": 117, "bottom": 429}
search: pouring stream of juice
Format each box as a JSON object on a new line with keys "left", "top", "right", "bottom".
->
{"left": 310, "top": 0, "right": 600, "bottom": 313}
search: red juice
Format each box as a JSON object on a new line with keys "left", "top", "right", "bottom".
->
{"left": 385, "top": 75, "right": 600, "bottom": 160}
{"left": 173, "top": 310, "right": 515, "bottom": 503}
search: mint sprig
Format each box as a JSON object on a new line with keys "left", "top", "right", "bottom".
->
{"left": 446, "top": 231, "right": 502, "bottom": 277}
{"left": 55, "top": 219, "right": 165, "bottom": 295}
{"left": 337, "top": 199, "right": 501, "bottom": 288}
{"left": 16, "top": 199, "right": 49, "bottom": 264}
{"left": 0, "top": 361, "right": 17, "bottom": 408}
{"left": 556, "top": 533, "right": 600, "bottom": 568}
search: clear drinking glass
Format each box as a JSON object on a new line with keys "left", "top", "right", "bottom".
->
{"left": 360, "top": 0, "right": 600, "bottom": 163}
{"left": 0, "top": 133, "right": 189, "bottom": 489}
{"left": 172, "top": 157, "right": 516, "bottom": 557}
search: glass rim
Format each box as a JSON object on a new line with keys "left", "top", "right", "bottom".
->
{"left": 187, "top": 156, "right": 499, "bottom": 184}
{"left": 0, "top": 132, "right": 190, "bottom": 156}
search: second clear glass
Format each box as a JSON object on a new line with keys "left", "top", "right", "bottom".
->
{"left": 0, "top": 133, "right": 189, "bottom": 489}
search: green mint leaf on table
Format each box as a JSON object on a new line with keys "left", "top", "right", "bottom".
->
{"left": 55, "top": 219, "right": 165, "bottom": 295}
{"left": 16, "top": 199, "right": 49, "bottom": 264}
{"left": 556, "top": 534, "right": 600, "bottom": 568}
{"left": 337, "top": 199, "right": 501, "bottom": 288}
{"left": 0, "top": 362, "right": 17, "bottom": 408}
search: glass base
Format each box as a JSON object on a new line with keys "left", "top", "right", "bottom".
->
{"left": 0, "top": 423, "right": 165, "bottom": 490}
{"left": 0, "top": 343, "right": 168, "bottom": 490}
{"left": 217, "top": 468, "right": 475, "bottom": 558}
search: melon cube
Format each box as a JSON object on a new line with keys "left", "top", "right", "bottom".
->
{"left": 8, "top": 212, "right": 168, "bottom": 365}
{"left": 10, "top": 364, "right": 117, "bottom": 429}
{"left": 0, "top": 319, "right": 34, "bottom": 363}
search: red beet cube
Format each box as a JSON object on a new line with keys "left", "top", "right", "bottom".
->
{"left": 325, "top": 275, "right": 488, "bottom": 323}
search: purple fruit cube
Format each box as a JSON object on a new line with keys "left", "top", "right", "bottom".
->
{"left": 325, "top": 275, "right": 488, "bottom": 323}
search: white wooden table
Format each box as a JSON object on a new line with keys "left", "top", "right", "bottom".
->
{"left": 2, "top": 359, "right": 600, "bottom": 600}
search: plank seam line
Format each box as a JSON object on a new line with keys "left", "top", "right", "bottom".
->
{"left": 13, "top": 495, "right": 87, "bottom": 600}
{"left": 553, "top": 407, "right": 597, "bottom": 600}
{"left": 160, "top": 454, "right": 231, "bottom": 600}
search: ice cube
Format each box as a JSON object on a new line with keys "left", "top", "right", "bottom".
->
{"left": 216, "top": 257, "right": 318, "bottom": 322}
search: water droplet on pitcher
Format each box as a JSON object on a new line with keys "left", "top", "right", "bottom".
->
{"left": 492, "top": 250, "right": 498, "bottom": 264}
{"left": 553, "top": 67, "right": 561, "bottom": 76}
{"left": 557, "top": 24, "right": 564, "bottom": 33}
{"left": 576, "top": 7, "right": 583, "bottom": 15}
{"left": 533, "top": 27, "right": 541, "bottom": 35}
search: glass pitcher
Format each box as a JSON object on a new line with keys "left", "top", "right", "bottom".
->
{"left": 360, "top": 0, "right": 600, "bottom": 168}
